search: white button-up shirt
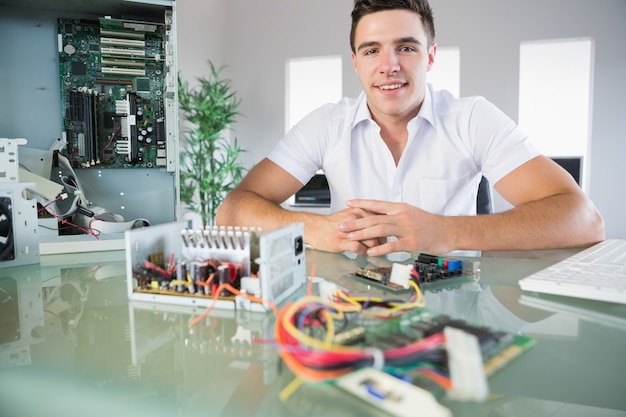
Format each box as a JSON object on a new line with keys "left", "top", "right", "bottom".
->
{"left": 269, "top": 84, "right": 539, "bottom": 215}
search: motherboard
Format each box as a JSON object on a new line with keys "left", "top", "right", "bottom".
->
{"left": 57, "top": 15, "right": 174, "bottom": 169}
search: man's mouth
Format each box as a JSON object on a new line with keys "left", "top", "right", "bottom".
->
{"left": 377, "top": 83, "right": 405, "bottom": 91}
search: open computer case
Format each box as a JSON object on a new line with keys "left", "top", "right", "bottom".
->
{"left": 0, "top": 0, "right": 179, "bottom": 257}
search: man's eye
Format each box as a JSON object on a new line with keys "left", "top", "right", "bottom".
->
{"left": 364, "top": 49, "right": 378, "bottom": 56}
{"left": 399, "top": 46, "right": 415, "bottom": 53}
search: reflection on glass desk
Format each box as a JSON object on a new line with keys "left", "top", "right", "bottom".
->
{"left": 1, "top": 248, "right": 625, "bottom": 417}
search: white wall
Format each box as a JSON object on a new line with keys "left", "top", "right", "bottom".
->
{"left": 177, "top": 0, "right": 626, "bottom": 239}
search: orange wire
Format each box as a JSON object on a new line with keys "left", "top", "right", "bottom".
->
{"left": 414, "top": 368, "right": 453, "bottom": 389}
{"left": 274, "top": 304, "right": 353, "bottom": 382}
{"left": 189, "top": 282, "right": 278, "bottom": 327}
{"left": 307, "top": 263, "right": 317, "bottom": 296}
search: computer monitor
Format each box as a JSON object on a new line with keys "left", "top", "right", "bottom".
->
{"left": 551, "top": 157, "right": 582, "bottom": 186}
{"left": 293, "top": 174, "right": 330, "bottom": 206}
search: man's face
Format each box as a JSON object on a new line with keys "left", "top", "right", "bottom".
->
{"left": 351, "top": 9, "right": 436, "bottom": 125}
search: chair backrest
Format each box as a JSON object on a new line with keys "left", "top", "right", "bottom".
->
{"left": 294, "top": 173, "right": 493, "bottom": 214}
{"left": 476, "top": 176, "right": 492, "bottom": 214}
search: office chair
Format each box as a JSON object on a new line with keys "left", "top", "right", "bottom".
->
{"left": 476, "top": 176, "right": 492, "bottom": 215}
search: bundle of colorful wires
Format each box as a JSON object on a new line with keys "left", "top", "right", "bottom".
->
{"left": 274, "top": 279, "right": 452, "bottom": 386}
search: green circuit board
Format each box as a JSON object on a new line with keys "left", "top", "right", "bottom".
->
{"left": 334, "top": 307, "right": 535, "bottom": 394}
{"left": 58, "top": 17, "right": 168, "bottom": 168}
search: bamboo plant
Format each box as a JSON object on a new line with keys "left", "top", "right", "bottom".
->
{"left": 178, "top": 62, "right": 246, "bottom": 227}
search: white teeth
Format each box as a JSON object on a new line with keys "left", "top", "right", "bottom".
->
{"left": 379, "top": 83, "right": 403, "bottom": 90}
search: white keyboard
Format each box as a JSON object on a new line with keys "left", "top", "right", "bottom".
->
{"left": 519, "top": 239, "right": 626, "bottom": 304}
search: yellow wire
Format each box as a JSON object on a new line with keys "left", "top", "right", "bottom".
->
{"left": 281, "top": 297, "right": 360, "bottom": 352}
{"left": 280, "top": 280, "right": 424, "bottom": 352}
{"left": 279, "top": 377, "right": 303, "bottom": 402}
{"left": 336, "top": 280, "right": 425, "bottom": 318}
{"left": 321, "top": 309, "right": 335, "bottom": 347}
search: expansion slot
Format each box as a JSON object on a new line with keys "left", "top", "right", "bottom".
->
{"left": 102, "top": 67, "right": 147, "bottom": 77}
{"left": 93, "top": 77, "right": 133, "bottom": 86}
{"left": 100, "top": 47, "right": 146, "bottom": 58}
{"left": 100, "top": 29, "right": 145, "bottom": 39}
{"left": 100, "top": 37, "right": 145, "bottom": 48}
{"left": 101, "top": 59, "right": 146, "bottom": 68}
{"left": 121, "top": 21, "right": 158, "bottom": 33}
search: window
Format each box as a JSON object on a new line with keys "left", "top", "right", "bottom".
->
{"left": 518, "top": 38, "right": 593, "bottom": 189}
{"left": 427, "top": 46, "right": 460, "bottom": 97}
{"left": 285, "top": 55, "right": 342, "bottom": 133}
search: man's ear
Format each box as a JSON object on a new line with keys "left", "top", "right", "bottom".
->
{"left": 427, "top": 42, "right": 437, "bottom": 71}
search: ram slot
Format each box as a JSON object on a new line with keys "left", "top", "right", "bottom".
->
{"left": 82, "top": 90, "right": 96, "bottom": 165}
{"left": 67, "top": 89, "right": 97, "bottom": 164}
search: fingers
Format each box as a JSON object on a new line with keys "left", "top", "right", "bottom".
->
{"left": 346, "top": 199, "right": 394, "bottom": 215}
{"left": 363, "top": 240, "right": 398, "bottom": 257}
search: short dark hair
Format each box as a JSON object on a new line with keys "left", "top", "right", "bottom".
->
{"left": 350, "top": 0, "right": 435, "bottom": 53}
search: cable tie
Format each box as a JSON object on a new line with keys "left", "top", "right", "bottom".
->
{"left": 364, "top": 347, "right": 385, "bottom": 370}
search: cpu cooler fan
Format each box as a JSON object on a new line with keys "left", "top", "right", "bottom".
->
{"left": 0, "top": 139, "right": 39, "bottom": 267}
{"left": 0, "top": 196, "right": 15, "bottom": 262}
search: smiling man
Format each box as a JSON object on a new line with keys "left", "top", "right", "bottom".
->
{"left": 216, "top": 0, "right": 604, "bottom": 255}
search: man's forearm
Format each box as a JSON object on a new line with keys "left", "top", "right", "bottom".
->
{"left": 216, "top": 190, "right": 325, "bottom": 245}
{"left": 449, "top": 192, "right": 605, "bottom": 251}
{"left": 218, "top": 190, "right": 300, "bottom": 229}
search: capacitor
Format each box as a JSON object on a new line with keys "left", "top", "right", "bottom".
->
{"left": 176, "top": 261, "right": 188, "bottom": 293}
{"left": 177, "top": 261, "right": 187, "bottom": 280}
{"left": 218, "top": 264, "right": 230, "bottom": 296}
{"left": 192, "top": 261, "right": 209, "bottom": 294}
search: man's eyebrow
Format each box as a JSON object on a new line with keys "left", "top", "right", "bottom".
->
{"left": 356, "top": 41, "right": 380, "bottom": 52}
{"left": 356, "top": 37, "right": 423, "bottom": 52}
{"left": 396, "top": 36, "right": 423, "bottom": 46}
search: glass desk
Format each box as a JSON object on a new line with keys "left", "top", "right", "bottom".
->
{"left": 1, "top": 248, "right": 625, "bottom": 417}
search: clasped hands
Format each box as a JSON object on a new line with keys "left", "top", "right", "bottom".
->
{"left": 311, "top": 199, "right": 451, "bottom": 256}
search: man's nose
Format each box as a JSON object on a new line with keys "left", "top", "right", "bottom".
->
{"left": 379, "top": 50, "right": 400, "bottom": 74}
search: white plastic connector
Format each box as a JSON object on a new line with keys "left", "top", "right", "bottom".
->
{"left": 336, "top": 368, "right": 451, "bottom": 417}
{"left": 318, "top": 279, "right": 339, "bottom": 301}
{"left": 389, "top": 263, "right": 413, "bottom": 289}
{"left": 240, "top": 277, "right": 261, "bottom": 298}
{"left": 462, "top": 259, "right": 481, "bottom": 275}
{"left": 445, "top": 327, "right": 489, "bottom": 402}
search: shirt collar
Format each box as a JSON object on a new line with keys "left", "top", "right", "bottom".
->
{"left": 352, "top": 91, "right": 371, "bottom": 129}
{"left": 419, "top": 83, "right": 436, "bottom": 129}
{"left": 350, "top": 85, "right": 437, "bottom": 130}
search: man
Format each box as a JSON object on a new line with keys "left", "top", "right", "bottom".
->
{"left": 216, "top": 0, "right": 604, "bottom": 256}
